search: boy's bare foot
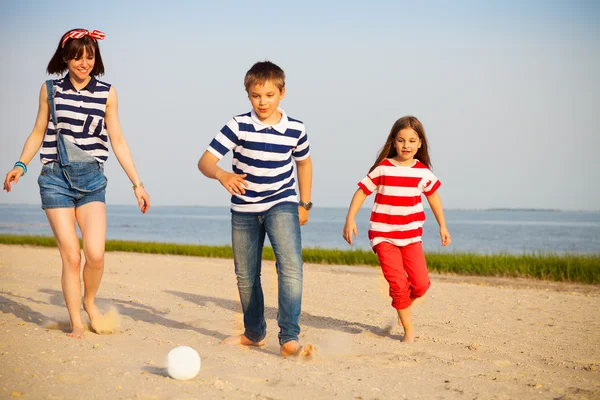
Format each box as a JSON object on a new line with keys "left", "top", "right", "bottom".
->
{"left": 280, "top": 340, "right": 314, "bottom": 357}
{"left": 66, "top": 325, "right": 85, "bottom": 339}
{"left": 221, "top": 334, "right": 265, "bottom": 346}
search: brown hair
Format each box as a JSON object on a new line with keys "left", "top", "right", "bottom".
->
{"left": 244, "top": 61, "right": 285, "bottom": 92}
{"left": 47, "top": 29, "right": 105, "bottom": 76}
{"left": 369, "top": 116, "right": 432, "bottom": 172}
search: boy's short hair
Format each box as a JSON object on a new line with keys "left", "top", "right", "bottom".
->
{"left": 244, "top": 61, "right": 285, "bottom": 92}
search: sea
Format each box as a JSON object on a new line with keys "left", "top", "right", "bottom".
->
{"left": 0, "top": 204, "right": 599, "bottom": 255}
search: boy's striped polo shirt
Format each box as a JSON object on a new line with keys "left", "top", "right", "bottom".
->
{"left": 207, "top": 108, "right": 310, "bottom": 214}
{"left": 41, "top": 75, "right": 111, "bottom": 164}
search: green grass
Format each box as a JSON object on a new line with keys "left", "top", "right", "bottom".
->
{"left": 1, "top": 234, "right": 599, "bottom": 285}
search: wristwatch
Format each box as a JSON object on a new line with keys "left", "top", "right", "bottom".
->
{"left": 299, "top": 200, "right": 313, "bottom": 211}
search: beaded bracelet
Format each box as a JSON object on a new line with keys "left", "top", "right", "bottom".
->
{"left": 14, "top": 161, "right": 27, "bottom": 176}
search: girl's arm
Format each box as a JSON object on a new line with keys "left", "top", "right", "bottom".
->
{"left": 295, "top": 156, "right": 313, "bottom": 226}
{"left": 3, "top": 83, "right": 50, "bottom": 192}
{"left": 105, "top": 86, "right": 150, "bottom": 213}
{"left": 425, "top": 191, "right": 451, "bottom": 246}
{"left": 343, "top": 188, "right": 368, "bottom": 245}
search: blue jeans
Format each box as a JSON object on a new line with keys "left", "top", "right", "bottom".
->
{"left": 231, "top": 202, "right": 303, "bottom": 345}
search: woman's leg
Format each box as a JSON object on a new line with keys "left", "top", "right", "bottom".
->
{"left": 45, "top": 208, "right": 84, "bottom": 338}
{"left": 75, "top": 202, "right": 107, "bottom": 329}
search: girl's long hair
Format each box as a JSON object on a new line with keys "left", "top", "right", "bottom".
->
{"left": 47, "top": 29, "right": 105, "bottom": 76}
{"left": 369, "top": 116, "right": 432, "bottom": 172}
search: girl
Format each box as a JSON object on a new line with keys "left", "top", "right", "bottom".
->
{"left": 342, "top": 116, "right": 450, "bottom": 342}
{"left": 3, "top": 29, "right": 150, "bottom": 339}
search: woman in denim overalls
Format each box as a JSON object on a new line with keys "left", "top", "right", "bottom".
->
{"left": 3, "top": 29, "right": 150, "bottom": 339}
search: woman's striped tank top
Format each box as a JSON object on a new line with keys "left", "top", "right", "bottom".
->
{"left": 40, "top": 75, "right": 111, "bottom": 164}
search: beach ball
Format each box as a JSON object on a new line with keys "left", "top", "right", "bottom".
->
{"left": 166, "top": 346, "right": 201, "bottom": 380}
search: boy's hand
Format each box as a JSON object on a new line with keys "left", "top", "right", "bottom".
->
{"left": 216, "top": 171, "right": 248, "bottom": 196}
{"left": 298, "top": 207, "right": 309, "bottom": 226}
{"left": 440, "top": 227, "right": 451, "bottom": 246}
{"left": 342, "top": 220, "right": 358, "bottom": 245}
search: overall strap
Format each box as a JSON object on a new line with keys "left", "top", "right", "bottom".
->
{"left": 45, "top": 80, "right": 58, "bottom": 127}
{"left": 46, "top": 79, "right": 64, "bottom": 164}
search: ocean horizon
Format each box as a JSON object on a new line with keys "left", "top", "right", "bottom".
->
{"left": 1, "top": 203, "right": 599, "bottom": 255}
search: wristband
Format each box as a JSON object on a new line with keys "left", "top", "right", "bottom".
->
{"left": 132, "top": 182, "right": 144, "bottom": 190}
{"left": 14, "top": 161, "right": 27, "bottom": 175}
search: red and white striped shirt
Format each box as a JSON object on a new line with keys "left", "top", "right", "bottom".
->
{"left": 358, "top": 159, "right": 441, "bottom": 249}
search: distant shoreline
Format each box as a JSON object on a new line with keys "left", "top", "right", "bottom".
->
{"left": 0, "top": 203, "right": 598, "bottom": 213}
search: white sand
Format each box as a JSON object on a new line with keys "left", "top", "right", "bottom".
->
{"left": 0, "top": 244, "right": 598, "bottom": 399}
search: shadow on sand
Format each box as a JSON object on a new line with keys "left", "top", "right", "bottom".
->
{"left": 1, "top": 287, "right": 402, "bottom": 347}
{"left": 35, "top": 288, "right": 230, "bottom": 342}
{"left": 165, "top": 290, "right": 401, "bottom": 340}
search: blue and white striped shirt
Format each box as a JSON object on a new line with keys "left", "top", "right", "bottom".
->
{"left": 40, "top": 75, "right": 111, "bottom": 164}
{"left": 207, "top": 108, "right": 310, "bottom": 214}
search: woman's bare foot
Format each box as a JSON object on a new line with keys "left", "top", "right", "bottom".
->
{"left": 83, "top": 301, "right": 102, "bottom": 322}
{"left": 280, "top": 340, "right": 314, "bottom": 357}
{"left": 66, "top": 325, "right": 85, "bottom": 339}
{"left": 84, "top": 302, "right": 117, "bottom": 334}
{"left": 221, "top": 334, "right": 265, "bottom": 346}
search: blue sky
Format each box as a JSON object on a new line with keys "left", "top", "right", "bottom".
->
{"left": 1, "top": 0, "right": 599, "bottom": 210}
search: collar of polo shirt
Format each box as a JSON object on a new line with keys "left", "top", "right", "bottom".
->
{"left": 250, "top": 108, "right": 289, "bottom": 133}
{"left": 62, "top": 73, "right": 98, "bottom": 93}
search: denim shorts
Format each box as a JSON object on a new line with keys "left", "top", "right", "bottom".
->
{"left": 38, "top": 162, "right": 107, "bottom": 209}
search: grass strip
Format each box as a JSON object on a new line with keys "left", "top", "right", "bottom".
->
{"left": 1, "top": 235, "right": 598, "bottom": 285}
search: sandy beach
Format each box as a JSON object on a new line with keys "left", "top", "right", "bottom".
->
{"left": 0, "top": 244, "right": 598, "bottom": 399}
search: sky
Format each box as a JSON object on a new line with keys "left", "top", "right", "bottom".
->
{"left": 1, "top": 0, "right": 599, "bottom": 211}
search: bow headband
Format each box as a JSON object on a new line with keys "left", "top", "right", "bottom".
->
{"left": 61, "top": 29, "right": 106, "bottom": 48}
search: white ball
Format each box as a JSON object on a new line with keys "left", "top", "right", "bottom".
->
{"left": 166, "top": 346, "right": 201, "bottom": 380}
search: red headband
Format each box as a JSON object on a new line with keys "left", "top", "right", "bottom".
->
{"left": 61, "top": 29, "right": 106, "bottom": 48}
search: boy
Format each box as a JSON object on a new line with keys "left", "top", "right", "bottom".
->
{"left": 198, "top": 61, "right": 313, "bottom": 357}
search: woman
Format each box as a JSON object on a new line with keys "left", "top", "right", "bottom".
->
{"left": 3, "top": 29, "right": 150, "bottom": 338}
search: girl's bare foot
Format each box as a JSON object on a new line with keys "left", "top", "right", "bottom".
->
{"left": 397, "top": 308, "right": 415, "bottom": 343}
{"left": 221, "top": 334, "right": 265, "bottom": 346}
{"left": 67, "top": 325, "right": 85, "bottom": 339}
{"left": 400, "top": 318, "right": 415, "bottom": 342}
{"left": 280, "top": 340, "right": 314, "bottom": 357}
{"left": 402, "top": 329, "right": 415, "bottom": 343}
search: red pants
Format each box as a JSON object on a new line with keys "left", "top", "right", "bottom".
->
{"left": 374, "top": 241, "right": 431, "bottom": 310}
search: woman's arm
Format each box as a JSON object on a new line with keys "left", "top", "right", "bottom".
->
{"left": 105, "top": 86, "right": 150, "bottom": 213}
{"left": 3, "top": 83, "right": 50, "bottom": 192}
{"left": 425, "top": 191, "right": 451, "bottom": 246}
